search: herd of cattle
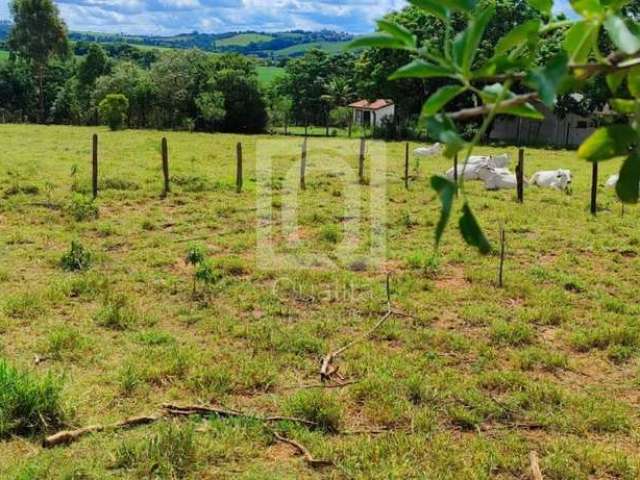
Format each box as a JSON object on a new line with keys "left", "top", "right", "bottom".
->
{"left": 414, "top": 143, "right": 620, "bottom": 192}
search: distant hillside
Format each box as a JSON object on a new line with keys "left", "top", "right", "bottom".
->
{"left": 65, "top": 29, "right": 354, "bottom": 58}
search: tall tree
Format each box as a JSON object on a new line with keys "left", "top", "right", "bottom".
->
{"left": 8, "top": 0, "right": 69, "bottom": 123}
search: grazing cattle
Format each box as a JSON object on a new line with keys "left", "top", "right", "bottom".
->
{"left": 483, "top": 169, "right": 519, "bottom": 190}
{"left": 445, "top": 161, "right": 495, "bottom": 181}
{"left": 530, "top": 169, "right": 572, "bottom": 191}
{"left": 606, "top": 174, "right": 619, "bottom": 188}
{"left": 414, "top": 143, "right": 442, "bottom": 157}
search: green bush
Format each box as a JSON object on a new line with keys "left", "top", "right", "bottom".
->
{"left": 99, "top": 93, "right": 129, "bottom": 131}
{"left": 60, "top": 241, "right": 92, "bottom": 272}
{"left": 67, "top": 194, "right": 99, "bottom": 222}
{"left": 0, "top": 359, "right": 65, "bottom": 437}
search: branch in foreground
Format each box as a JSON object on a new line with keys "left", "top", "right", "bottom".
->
{"left": 448, "top": 93, "right": 539, "bottom": 121}
{"left": 271, "top": 431, "right": 332, "bottom": 468}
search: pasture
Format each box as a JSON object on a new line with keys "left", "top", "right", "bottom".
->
{"left": 0, "top": 124, "right": 639, "bottom": 479}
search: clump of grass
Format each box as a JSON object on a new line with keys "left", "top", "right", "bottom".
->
{"left": 118, "top": 362, "right": 142, "bottom": 396}
{"left": 213, "top": 256, "right": 247, "bottom": 276}
{"left": 405, "top": 252, "right": 440, "bottom": 277}
{"left": 4, "top": 292, "right": 44, "bottom": 319}
{"left": 319, "top": 224, "right": 340, "bottom": 243}
{"left": 570, "top": 322, "right": 640, "bottom": 352}
{"left": 4, "top": 184, "right": 40, "bottom": 197}
{"left": 94, "top": 293, "right": 139, "bottom": 330}
{"left": 113, "top": 421, "right": 197, "bottom": 477}
{"left": 66, "top": 194, "right": 98, "bottom": 221}
{"left": 490, "top": 320, "right": 534, "bottom": 346}
{"left": 135, "top": 330, "right": 175, "bottom": 346}
{"left": 59, "top": 240, "right": 92, "bottom": 272}
{"left": 101, "top": 177, "right": 140, "bottom": 191}
{"left": 285, "top": 390, "right": 342, "bottom": 433}
{"left": 44, "top": 326, "right": 85, "bottom": 360}
{"left": 0, "top": 359, "right": 65, "bottom": 437}
{"left": 513, "top": 347, "right": 568, "bottom": 371}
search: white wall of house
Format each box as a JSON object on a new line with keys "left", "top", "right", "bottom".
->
{"left": 373, "top": 104, "right": 395, "bottom": 127}
{"left": 352, "top": 104, "right": 396, "bottom": 128}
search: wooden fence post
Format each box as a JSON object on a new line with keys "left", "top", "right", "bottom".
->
{"left": 404, "top": 142, "right": 409, "bottom": 189}
{"left": 300, "top": 136, "right": 308, "bottom": 190}
{"left": 161, "top": 137, "right": 170, "bottom": 197}
{"left": 92, "top": 134, "right": 98, "bottom": 199}
{"left": 236, "top": 142, "right": 243, "bottom": 194}
{"left": 498, "top": 224, "right": 506, "bottom": 288}
{"left": 358, "top": 137, "right": 366, "bottom": 184}
{"left": 453, "top": 153, "right": 459, "bottom": 183}
{"left": 516, "top": 148, "right": 525, "bottom": 203}
{"left": 590, "top": 162, "right": 598, "bottom": 215}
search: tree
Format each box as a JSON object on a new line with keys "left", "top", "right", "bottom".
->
{"left": 50, "top": 79, "right": 80, "bottom": 124}
{"left": 213, "top": 69, "right": 267, "bottom": 133}
{"left": 78, "top": 43, "right": 110, "bottom": 87}
{"left": 8, "top": 0, "right": 69, "bottom": 123}
{"left": 99, "top": 94, "right": 129, "bottom": 131}
{"left": 196, "top": 91, "right": 226, "bottom": 128}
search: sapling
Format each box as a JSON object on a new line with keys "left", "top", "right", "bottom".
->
{"left": 185, "top": 244, "right": 205, "bottom": 295}
{"left": 60, "top": 241, "right": 92, "bottom": 272}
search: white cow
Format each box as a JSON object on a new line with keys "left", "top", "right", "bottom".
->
{"left": 484, "top": 169, "right": 519, "bottom": 190}
{"left": 445, "top": 161, "right": 495, "bottom": 181}
{"left": 530, "top": 169, "right": 572, "bottom": 191}
{"left": 467, "top": 153, "right": 510, "bottom": 168}
{"left": 606, "top": 174, "right": 619, "bottom": 188}
{"left": 414, "top": 143, "right": 442, "bottom": 157}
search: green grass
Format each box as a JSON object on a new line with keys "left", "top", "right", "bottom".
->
{"left": 256, "top": 65, "right": 285, "bottom": 86}
{"left": 0, "top": 123, "right": 639, "bottom": 478}
{"left": 0, "top": 49, "right": 9, "bottom": 62}
{"left": 216, "top": 33, "right": 274, "bottom": 47}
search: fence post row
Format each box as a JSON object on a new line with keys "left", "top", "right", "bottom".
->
{"left": 161, "top": 137, "right": 170, "bottom": 197}
{"left": 591, "top": 162, "right": 598, "bottom": 215}
{"left": 300, "top": 136, "right": 308, "bottom": 190}
{"left": 236, "top": 142, "right": 243, "bottom": 194}
{"left": 92, "top": 134, "right": 98, "bottom": 199}
{"left": 516, "top": 148, "right": 524, "bottom": 203}
{"left": 359, "top": 137, "right": 366, "bottom": 184}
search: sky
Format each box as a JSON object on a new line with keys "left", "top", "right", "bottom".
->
{"left": 0, "top": 0, "right": 573, "bottom": 36}
{"left": 0, "top": 0, "right": 408, "bottom": 35}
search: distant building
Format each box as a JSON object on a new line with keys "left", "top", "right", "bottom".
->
{"left": 348, "top": 99, "right": 395, "bottom": 128}
{"left": 490, "top": 96, "right": 610, "bottom": 147}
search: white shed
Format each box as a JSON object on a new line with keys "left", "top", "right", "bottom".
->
{"left": 348, "top": 99, "right": 395, "bottom": 128}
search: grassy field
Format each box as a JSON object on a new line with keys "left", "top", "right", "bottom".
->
{"left": 0, "top": 124, "right": 639, "bottom": 479}
{"left": 0, "top": 49, "right": 9, "bottom": 62}
{"left": 256, "top": 65, "right": 285, "bottom": 86}
{"left": 217, "top": 33, "right": 274, "bottom": 47}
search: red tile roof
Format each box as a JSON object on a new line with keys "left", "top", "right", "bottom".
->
{"left": 348, "top": 99, "right": 394, "bottom": 110}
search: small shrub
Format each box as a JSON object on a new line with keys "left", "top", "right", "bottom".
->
{"left": 99, "top": 93, "right": 129, "bottom": 131}
{"left": 285, "top": 390, "right": 342, "bottom": 433}
{"left": 0, "top": 359, "right": 65, "bottom": 437}
{"left": 118, "top": 362, "right": 141, "bottom": 396}
{"left": 59, "top": 241, "right": 92, "bottom": 272}
{"left": 67, "top": 194, "right": 99, "bottom": 222}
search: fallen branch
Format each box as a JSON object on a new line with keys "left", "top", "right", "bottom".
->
{"left": 162, "top": 403, "right": 319, "bottom": 427}
{"left": 42, "top": 425, "right": 104, "bottom": 448}
{"left": 272, "top": 431, "right": 332, "bottom": 468}
{"left": 529, "top": 451, "right": 544, "bottom": 480}
{"left": 320, "top": 275, "right": 398, "bottom": 382}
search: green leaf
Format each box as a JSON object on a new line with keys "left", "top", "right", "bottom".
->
{"left": 440, "top": 0, "right": 477, "bottom": 12}
{"left": 606, "top": 71, "right": 626, "bottom": 93}
{"left": 564, "top": 21, "right": 598, "bottom": 64}
{"left": 377, "top": 20, "right": 417, "bottom": 50}
{"left": 480, "top": 83, "right": 544, "bottom": 119}
{"left": 430, "top": 176, "right": 457, "bottom": 247}
{"left": 571, "top": 0, "right": 605, "bottom": 16}
{"left": 425, "top": 115, "right": 466, "bottom": 158}
{"left": 499, "top": 102, "right": 545, "bottom": 120}
{"left": 349, "top": 34, "right": 410, "bottom": 50}
{"left": 408, "top": 0, "right": 450, "bottom": 21}
{"left": 495, "top": 20, "right": 541, "bottom": 56}
{"left": 452, "top": 6, "right": 496, "bottom": 74}
{"left": 577, "top": 125, "right": 637, "bottom": 161}
{"left": 628, "top": 68, "right": 640, "bottom": 98}
{"left": 389, "top": 59, "right": 455, "bottom": 80}
{"left": 527, "top": 0, "right": 553, "bottom": 14}
{"left": 616, "top": 152, "right": 640, "bottom": 203}
{"left": 610, "top": 98, "right": 636, "bottom": 114}
{"left": 604, "top": 14, "right": 640, "bottom": 54}
{"left": 459, "top": 203, "right": 492, "bottom": 254}
{"left": 525, "top": 52, "right": 569, "bottom": 106}
{"left": 421, "top": 85, "right": 467, "bottom": 117}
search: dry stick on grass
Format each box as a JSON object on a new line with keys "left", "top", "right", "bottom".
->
{"left": 320, "top": 275, "right": 395, "bottom": 382}
{"left": 271, "top": 431, "right": 332, "bottom": 468}
{"left": 43, "top": 403, "right": 319, "bottom": 448}
{"left": 529, "top": 451, "right": 544, "bottom": 480}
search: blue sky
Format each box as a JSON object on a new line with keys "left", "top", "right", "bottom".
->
{"left": 0, "top": 0, "right": 407, "bottom": 35}
{"left": 0, "top": 0, "right": 573, "bottom": 35}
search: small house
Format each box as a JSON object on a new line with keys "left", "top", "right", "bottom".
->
{"left": 348, "top": 99, "right": 395, "bottom": 128}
